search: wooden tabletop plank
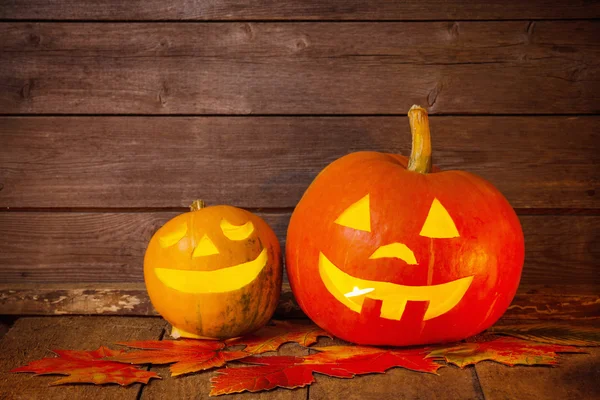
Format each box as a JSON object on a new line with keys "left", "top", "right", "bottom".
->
{"left": 1, "top": 22, "right": 598, "bottom": 114}
{"left": 1, "top": 283, "right": 598, "bottom": 320}
{"left": 1, "top": 116, "right": 597, "bottom": 209}
{"left": 307, "top": 336, "right": 483, "bottom": 400}
{"left": 0, "top": 0, "right": 597, "bottom": 20}
{"left": 140, "top": 341, "right": 308, "bottom": 399}
{"left": 0, "top": 212, "right": 596, "bottom": 286}
{"left": 0, "top": 316, "right": 166, "bottom": 399}
{"left": 475, "top": 347, "right": 600, "bottom": 400}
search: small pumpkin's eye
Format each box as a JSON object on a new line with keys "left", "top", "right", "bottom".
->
{"left": 221, "top": 219, "right": 254, "bottom": 240}
{"left": 420, "top": 198, "right": 460, "bottom": 238}
{"left": 335, "top": 194, "right": 371, "bottom": 232}
{"left": 159, "top": 223, "right": 188, "bottom": 247}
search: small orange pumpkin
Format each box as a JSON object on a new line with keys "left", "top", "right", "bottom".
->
{"left": 144, "top": 200, "right": 282, "bottom": 339}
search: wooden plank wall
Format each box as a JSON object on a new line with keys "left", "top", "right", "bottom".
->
{"left": 0, "top": 1, "right": 598, "bottom": 315}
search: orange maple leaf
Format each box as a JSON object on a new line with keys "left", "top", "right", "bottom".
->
{"left": 112, "top": 339, "right": 248, "bottom": 377}
{"left": 10, "top": 346, "right": 160, "bottom": 386}
{"left": 113, "top": 320, "right": 330, "bottom": 376}
{"left": 227, "top": 320, "right": 331, "bottom": 354}
{"left": 426, "top": 337, "right": 586, "bottom": 368}
{"left": 210, "top": 345, "right": 441, "bottom": 396}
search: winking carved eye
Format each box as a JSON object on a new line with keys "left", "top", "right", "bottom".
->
{"left": 221, "top": 219, "right": 255, "bottom": 240}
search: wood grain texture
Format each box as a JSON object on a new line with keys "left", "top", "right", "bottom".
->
{"left": 1, "top": 0, "right": 598, "bottom": 20}
{"left": 0, "top": 316, "right": 165, "bottom": 400}
{"left": 474, "top": 347, "right": 600, "bottom": 400}
{"left": 307, "top": 336, "right": 483, "bottom": 400}
{"left": 1, "top": 22, "right": 598, "bottom": 114}
{"left": 2, "top": 283, "right": 597, "bottom": 319}
{"left": 1, "top": 116, "right": 598, "bottom": 209}
{"left": 506, "top": 287, "right": 600, "bottom": 320}
{"left": 0, "top": 212, "right": 597, "bottom": 285}
{"left": 0, "top": 282, "right": 305, "bottom": 318}
{"left": 3, "top": 22, "right": 598, "bottom": 62}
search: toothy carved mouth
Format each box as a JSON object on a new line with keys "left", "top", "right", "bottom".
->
{"left": 319, "top": 252, "right": 473, "bottom": 321}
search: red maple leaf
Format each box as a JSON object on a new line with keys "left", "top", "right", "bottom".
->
{"left": 112, "top": 339, "right": 249, "bottom": 377}
{"left": 426, "top": 337, "right": 586, "bottom": 368}
{"left": 114, "top": 320, "right": 330, "bottom": 376}
{"left": 10, "top": 346, "right": 160, "bottom": 386}
{"left": 210, "top": 345, "right": 441, "bottom": 396}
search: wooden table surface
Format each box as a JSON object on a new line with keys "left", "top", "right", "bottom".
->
{"left": 0, "top": 316, "right": 598, "bottom": 400}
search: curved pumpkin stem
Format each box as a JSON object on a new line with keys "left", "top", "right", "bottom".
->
{"left": 189, "top": 199, "right": 206, "bottom": 211}
{"left": 407, "top": 105, "right": 432, "bottom": 174}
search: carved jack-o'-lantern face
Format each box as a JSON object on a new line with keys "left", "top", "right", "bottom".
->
{"left": 286, "top": 106, "right": 524, "bottom": 346}
{"left": 320, "top": 195, "right": 474, "bottom": 323}
{"left": 144, "top": 202, "right": 282, "bottom": 339}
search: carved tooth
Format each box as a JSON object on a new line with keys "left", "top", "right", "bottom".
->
{"left": 379, "top": 298, "right": 407, "bottom": 320}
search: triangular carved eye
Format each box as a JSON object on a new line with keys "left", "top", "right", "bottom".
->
{"left": 335, "top": 194, "right": 371, "bottom": 232}
{"left": 420, "top": 198, "right": 460, "bottom": 239}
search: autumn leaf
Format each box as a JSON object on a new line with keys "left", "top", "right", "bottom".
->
{"left": 489, "top": 322, "right": 600, "bottom": 346}
{"left": 210, "top": 345, "right": 441, "bottom": 396}
{"left": 227, "top": 320, "right": 331, "bottom": 354}
{"left": 114, "top": 320, "right": 330, "bottom": 376}
{"left": 112, "top": 339, "right": 249, "bottom": 377}
{"left": 11, "top": 346, "right": 160, "bottom": 386}
{"left": 426, "top": 337, "right": 586, "bottom": 368}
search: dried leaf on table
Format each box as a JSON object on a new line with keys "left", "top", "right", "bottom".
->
{"left": 11, "top": 346, "right": 160, "bottom": 386}
{"left": 113, "top": 320, "right": 329, "bottom": 376}
{"left": 227, "top": 320, "right": 331, "bottom": 354}
{"left": 112, "top": 339, "right": 248, "bottom": 376}
{"left": 488, "top": 322, "right": 600, "bottom": 346}
{"left": 210, "top": 345, "right": 441, "bottom": 396}
{"left": 426, "top": 337, "right": 586, "bottom": 368}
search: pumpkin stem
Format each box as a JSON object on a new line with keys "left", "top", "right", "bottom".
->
{"left": 407, "top": 105, "right": 432, "bottom": 174}
{"left": 189, "top": 199, "right": 206, "bottom": 211}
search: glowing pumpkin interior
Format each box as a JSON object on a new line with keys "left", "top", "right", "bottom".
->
{"left": 322, "top": 196, "right": 473, "bottom": 322}
{"left": 286, "top": 106, "right": 525, "bottom": 346}
{"left": 144, "top": 202, "right": 282, "bottom": 339}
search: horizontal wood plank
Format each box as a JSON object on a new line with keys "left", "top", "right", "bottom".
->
{"left": 0, "top": 282, "right": 305, "bottom": 318}
{"left": 0, "top": 316, "right": 165, "bottom": 399}
{"left": 1, "top": 116, "right": 597, "bottom": 209}
{"left": 0, "top": 1, "right": 598, "bottom": 20}
{"left": 0, "top": 212, "right": 597, "bottom": 286}
{"left": 1, "top": 22, "right": 598, "bottom": 114}
{"left": 3, "top": 22, "right": 598, "bottom": 62}
{"left": 3, "top": 283, "right": 597, "bottom": 319}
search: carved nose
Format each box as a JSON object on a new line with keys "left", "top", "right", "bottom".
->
{"left": 369, "top": 243, "right": 417, "bottom": 265}
{"left": 192, "top": 234, "right": 219, "bottom": 258}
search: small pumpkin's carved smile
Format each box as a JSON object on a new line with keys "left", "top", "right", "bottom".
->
{"left": 319, "top": 252, "right": 473, "bottom": 321}
{"left": 155, "top": 248, "right": 268, "bottom": 294}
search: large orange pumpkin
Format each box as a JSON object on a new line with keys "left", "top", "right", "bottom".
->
{"left": 286, "top": 106, "right": 525, "bottom": 346}
{"left": 144, "top": 200, "right": 282, "bottom": 339}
